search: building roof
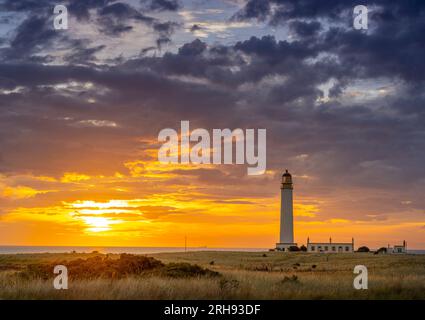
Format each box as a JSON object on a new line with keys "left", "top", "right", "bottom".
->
{"left": 308, "top": 243, "right": 353, "bottom": 245}
{"left": 282, "top": 169, "right": 291, "bottom": 177}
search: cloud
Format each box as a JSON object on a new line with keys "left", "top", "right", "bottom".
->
{"left": 234, "top": 0, "right": 425, "bottom": 24}
{"left": 289, "top": 20, "right": 321, "bottom": 38}
{"left": 0, "top": 0, "right": 183, "bottom": 61}
{"left": 0, "top": 0, "right": 424, "bottom": 229}
{"left": 142, "top": 0, "right": 181, "bottom": 12}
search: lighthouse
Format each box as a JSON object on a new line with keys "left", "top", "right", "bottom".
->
{"left": 276, "top": 169, "right": 297, "bottom": 251}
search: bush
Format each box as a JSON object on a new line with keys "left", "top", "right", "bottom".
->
{"left": 20, "top": 254, "right": 221, "bottom": 280}
{"left": 288, "top": 246, "right": 300, "bottom": 252}
{"left": 375, "top": 247, "right": 387, "bottom": 255}
{"left": 300, "top": 245, "right": 307, "bottom": 252}
{"left": 357, "top": 246, "right": 370, "bottom": 252}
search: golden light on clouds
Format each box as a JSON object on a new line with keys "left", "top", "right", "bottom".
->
{"left": 61, "top": 172, "right": 92, "bottom": 183}
{"left": 0, "top": 158, "right": 424, "bottom": 249}
{"left": 2, "top": 186, "right": 49, "bottom": 199}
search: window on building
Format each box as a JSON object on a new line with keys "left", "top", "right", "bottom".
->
{"left": 397, "top": 248, "right": 402, "bottom": 253}
{"left": 345, "top": 246, "right": 349, "bottom": 251}
{"left": 311, "top": 246, "right": 315, "bottom": 251}
{"left": 324, "top": 246, "right": 328, "bottom": 251}
{"left": 332, "top": 246, "right": 336, "bottom": 251}
{"left": 318, "top": 246, "right": 322, "bottom": 250}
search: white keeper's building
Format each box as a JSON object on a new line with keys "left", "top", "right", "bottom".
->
{"left": 306, "top": 237, "right": 354, "bottom": 253}
{"left": 387, "top": 241, "right": 407, "bottom": 254}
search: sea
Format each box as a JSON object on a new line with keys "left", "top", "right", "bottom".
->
{"left": 0, "top": 246, "right": 268, "bottom": 254}
{"left": 0, "top": 246, "right": 424, "bottom": 255}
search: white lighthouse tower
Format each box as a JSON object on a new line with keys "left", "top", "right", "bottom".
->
{"left": 276, "top": 169, "right": 297, "bottom": 251}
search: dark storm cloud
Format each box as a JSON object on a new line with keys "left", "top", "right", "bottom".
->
{"left": 100, "top": 2, "right": 144, "bottom": 18}
{"left": 289, "top": 20, "right": 321, "bottom": 37}
{"left": 3, "top": 14, "right": 58, "bottom": 60}
{"left": 232, "top": 0, "right": 271, "bottom": 22}
{"left": 0, "top": 0, "right": 56, "bottom": 12}
{"left": 0, "top": 0, "right": 182, "bottom": 59}
{"left": 152, "top": 21, "right": 181, "bottom": 49}
{"left": 0, "top": 0, "right": 115, "bottom": 20}
{"left": 235, "top": 0, "right": 425, "bottom": 24}
{"left": 153, "top": 21, "right": 180, "bottom": 36}
{"left": 141, "top": 0, "right": 181, "bottom": 12}
{"left": 235, "top": 0, "right": 425, "bottom": 83}
{"left": 178, "top": 39, "right": 207, "bottom": 56}
{"left": 65, "top": 43, "right": 106, "bottom": 65}
{"left": 97, "top": 2, "right": 155, "bottom": 35}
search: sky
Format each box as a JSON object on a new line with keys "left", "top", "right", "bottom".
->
{"left": 0, "top": 0, "right": 424, "bottom": 249}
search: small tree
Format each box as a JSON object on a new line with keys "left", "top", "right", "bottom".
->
{"left": 357, "top": 246, "right": 370, "bottom": 252}
{"left": 300, "top": 245, "right": 307, "bottom": 252}
{"left": 374, "top": 247, "right": 387, "bottom": 255}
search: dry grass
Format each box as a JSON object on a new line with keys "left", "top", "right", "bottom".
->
{"left": 0, "top": 251, "right": 424, "bottom": 299}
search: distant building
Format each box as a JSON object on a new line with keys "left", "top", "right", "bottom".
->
{"left": 307, "top": 237, "right": 354, "bottom": 253}
{"left": 387, "top": 241, "right": 407, "bottom": 254}
{"left": 276, "top": 170, "right": 297, "bottom": 251}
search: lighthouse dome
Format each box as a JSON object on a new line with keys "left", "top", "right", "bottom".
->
{"left": 282, "top": 169, "right": 291, "bottom": 177}
{"left": 281, "top": 169, "right": 293, "bottom": 188}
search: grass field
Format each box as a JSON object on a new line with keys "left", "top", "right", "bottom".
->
{"left": 0, "top": 251, "right": 424, "bottom": 299}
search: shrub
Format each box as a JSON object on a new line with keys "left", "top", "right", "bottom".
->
{"left": 375, "top": 247, "right": 387, "bottom": 255}
{"left": 288, "top": 246, "right": 300, "bottom": 252}
{"left": 357, "top": 246, "right": 370, "bottom": 252}
{"left": 22, "top": 263, "right": 52, "bottom": 280}
{"left": 300, "top": 245, "right": 307, "bottom": 252}
{"left": 21, "top": 254, "right": 164, "bottom": 280}
{"left": 161, "top": 263, "right": 221, "bottom": 278}
{"left": 20, "top": 255, "right": 222, "bottom": 280}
